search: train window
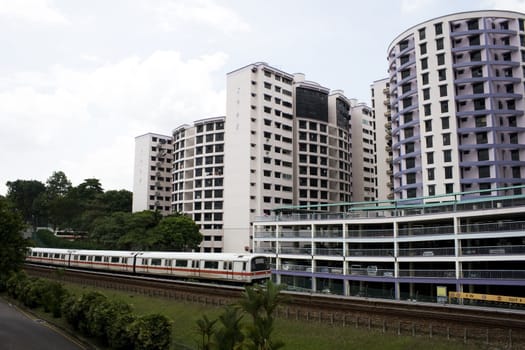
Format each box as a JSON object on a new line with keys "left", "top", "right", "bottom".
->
{"left": 111, "top": 257, "right": 119, "bottom": 263}
{"left": 165, "top": 260, "right": 172, "bottom": 267}
{"left": 175, "top": 260, "right": 187, "bottom": 267}
{"left": 73, "top": 256, "right": 79, "bottom": 260}
{"left": 242, "top": 262, "right": 246, "bottom": 271}
{"left": 87, "top": 256, "right": 93, "bottom": 262}
{"left": 32, "top": 252, "right": 38, "bottom": 257}
{"left": 151, "top": 259, "right": 162, "bottom": 266}
{"left": 94, "top": 256, "right": 102, "bottom": 262}
{"left": 54, "top": 254, "right": 60, "bottom": 258}
{"left": 252, "top": 257, "right": 269, "bottom": 271}
{"left": 192, "top": 261, "right": 200, "bottom": 269}
{"left": 43, "top": 253, "right": 48, "bottom": 258}
{"left": 104, "top": 257, "right": 109, "bottom": 262}
{"left": 204, "top": 261, "right": 218, "bottom": 269}
{"left": 80, "top": 255, "right": 86, "bottom": 261}
{"left": 60, "top": 254, "right": 65, "bottom": 259}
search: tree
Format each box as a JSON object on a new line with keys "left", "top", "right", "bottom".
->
{"left": 196, "top": 314, "right": 217, "bottom": 350}
{"left": 0, "top": 197, "right": 29, "bottom": 290}
{"left": 238, "top": 280, "right": 285, "bottom": 350}
{"left": 149, "top": 214, "right": 202, "bottom": 251}
{"left": 215, "top": 306, "right": 245, "bottom": 350}
{"left": 100, "top": 189, "right": 132, "bottom": 213}
{"left": 6, "top": 180, "right": 46, "bottom": 225}
{"left": 45, "top": 171, "right": 72, "bottom": 198}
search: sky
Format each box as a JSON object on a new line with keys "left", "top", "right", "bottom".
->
{"left": 1, "top": 0, "right": 524, "bottom": 195}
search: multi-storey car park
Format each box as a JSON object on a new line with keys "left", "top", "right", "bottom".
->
{"left": 252, "top": 185, "right": 525, "bottom": 302}
{"left": 387, "top": 10, "right": 525, "bottom": 202}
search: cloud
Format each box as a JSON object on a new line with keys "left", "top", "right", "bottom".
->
{"left": 0, "top": 0, "right": 69, "bottom": 25}
{"left": 0, "top": 51, "right": 228, "bottom": 194}
{"left": 481, "top": 0, "right": 525, "bottom": 12}
{"left": 149, "top": 0, "right": 251, "bottom": 34}
{"left": 400, "top": 0, "right": 435, "bottom": 14}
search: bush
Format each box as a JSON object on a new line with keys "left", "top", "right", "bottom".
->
{"left": 41, "top": 280, "right": 68, "bottom": 317}
{"left": 107, "top": 305, "right": 136, "bottom": 350}
{"left": 130, "top": 314, "right": 172, "bottom": 350}
{"left": 20, "top": 278, "right": 48, "bottom": 309}
{"left": 61, "top": 291, "right": 106, "bottom": 333}
{"left": 87, "top": 299, "right": 133, "bottom": 345}
{"left": 6, "top": 271, "right": 28, "bottom": 299}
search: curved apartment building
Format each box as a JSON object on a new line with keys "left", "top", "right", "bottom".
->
{"left": 388, "top": 10, "right": 525, "bottom": 201}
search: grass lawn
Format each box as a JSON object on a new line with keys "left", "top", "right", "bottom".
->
{"left": 48, "top": 283, "right": 486, "bottom": 350}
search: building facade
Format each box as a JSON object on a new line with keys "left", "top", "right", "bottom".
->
{"left": 172, "top": 117, "right": 226, "bottom": 252}
{"left": 349, "top": 100, "right": 377, "bottom": 202}
{"left": 371, "top": 78, "right": 394, "bottom": 201}
{"left": 253, "top": 186, "right": 525, "bottom": 300}
{"left": 132, "top": 133, "right": 173, "bottom": 215}
{"left": 388, "top": 10, "right": 525, "bottom": 202}
{"left": 223, "top": 63, "right": 357, "bottom": 252}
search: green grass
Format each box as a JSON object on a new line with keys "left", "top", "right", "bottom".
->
{"left": 56, "top": 283, "right": 485, "bottom": 350}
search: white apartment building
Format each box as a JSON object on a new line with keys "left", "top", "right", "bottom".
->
{"left": 132, "top": 133, "right": 173, "bottom": 215}
{"left": 349, "top": 100, "right": 377, "bottom": 202}
{"left": 172, "top": 117, "right": 226, "bottom": 252}
{"left": 222, "top": 62, "right": 357, "bottom": 252}
{"left": 388, "top": 10, "right": 525, "bottom": 201}
{"left": 371, "top": 78, "right": 394, "bottom": 201}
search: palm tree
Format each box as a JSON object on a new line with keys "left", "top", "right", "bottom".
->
{"left": 196, "top": 314, "right": 217, "bottom": 350}
{"left": 215, "top": 306, "right": 244, "bottom": 350}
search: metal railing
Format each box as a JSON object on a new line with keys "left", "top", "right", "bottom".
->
{"left": 398, "top": 247, "right": 455, "bottom": 257}
{"left": 462, "top": 270, "right": 525, "bottom": 279}
{"left": 398, "top": 225, "right": 455, "bottom": 236}
{"left": 347, "top": 229, "right": 394, "bottom": 238}
{"left": 459, "top": 220, "right": 525, "bottom": 234}
{"left": 461, "top": 245, "right": 525, "bottom": 255}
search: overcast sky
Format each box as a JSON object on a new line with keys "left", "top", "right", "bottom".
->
{"left": 1, "top": 0, "right": 523, "bottom": 195}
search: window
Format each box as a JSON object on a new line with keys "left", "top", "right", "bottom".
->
{"left": 421, "top": 58, "right": 428, "bottom": 70}
{"left": 479, "top": 166, "right": 490, "bottom": 178}
{"left": 428, "top": 168, "right": 435, "bottom": 180}
{"left": 435, "top": 22, "right": 443, "bottom": 35}
{"left": 426, "top": 136, "right": 433, "bottom": 148}
{"left": 423, "top": 88, "right": 430, "bottom": 100}
{"left": 437, "top": 53, "right": 445, "bottom": 65}
{"left": 405, "top": 142, "right": 415, "bottom": 153}
{"left": 419, "top": 28, "right": 426, "bottom": 40}
{"left": 477, "top": 149, "right": 489, "bottom": 161}
{"left": 443, "top": 133, "right": 451, "bottom": 145}
{"left": 406, "top": 173, "right": 416, "bottom": 184}
{"left": 445, "top": 183, "right": 454, "bottom": 194}
{"left": 407, "top": 188, "right": 417, "bottom": 198}
{"left": 428, "top": 185, "right": 436, "bottom": 196}
{"left": 439, "top": 85, "right": 447, "bottom": 97}
{"left": 420, "top": 42, "right": 428, "bottom": 54}
{"left": 474, "top": 98, "right": 486, "bottom": 110}
{"left": 444, "top": 149, "right": 452, "bottom": 162}
{"left": 438, "top": 69, "right": 446, "bottom": 81}
{"left": 404, "top": 127, "right": 414, "bottom": 138}
{"left": 424, "top": 104, "right": 431, "bottom": 116}
{"left": 475, "top": 116, "right": 487, "bottom": 127}
{"left": 445, "top": 166, "right": 453, "bottom": 179}
{"left": 476, "top": 132, "right": 488, "bottom": 144}
{"left": 436, "top": 38, "right": 444, "bottom": 50}
{"left": 425, "top": 120, "right": 432, "bottom": 132}
{"left": 512, "top": 166, "right": 521, "bottom": 178}
{"left": 440, "top": 101, "right": 449, "bottom": 113}
{"left": 422, "top": 73, "right": 429, "bottom": 85}
{"left": 406, "top": 158, "right": 416, "bottom": 169}
{"left": 427, "top": 152, "right": 434, "bottom": 164}
{"left": 441, "top": 117, "right": 450, "bottom": 129}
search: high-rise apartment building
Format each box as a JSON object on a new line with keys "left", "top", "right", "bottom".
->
{"left": 172, "top": 117, "right": 226, "bottom": 252}
{"left": 132, "top": 133, "right": 173, "bottom": 214}
{"left": 371, "top": 78, "right": 394, "bottom": 201}
{"left": 388, "top": 10, "right": 525, "bottom": 201}
{"left": 223, "top": 62, "right": 355, "bottom": 252}
{"left": 349, "top": 100, "right": 377, "bottom": 202}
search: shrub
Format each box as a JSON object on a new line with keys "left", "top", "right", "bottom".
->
{"left": 41, "top": 280, "right": 68, "bottom": 317}
{"left": 87, "top": 299, "right": 133, "bottom": 345}
{"left": 130, "top": 314, "right": 172, "bottom": 350}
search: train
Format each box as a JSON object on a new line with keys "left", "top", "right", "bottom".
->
{"left": 26, "top": 247, "right": 271, "bottom": 284}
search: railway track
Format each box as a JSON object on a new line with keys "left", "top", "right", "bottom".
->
{"left": 25, "top": 264, "right": 525, "bottom": 348}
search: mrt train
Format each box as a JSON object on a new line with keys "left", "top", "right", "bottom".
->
{"left": 26, "top": 247, "right": 271, "bottom": 284}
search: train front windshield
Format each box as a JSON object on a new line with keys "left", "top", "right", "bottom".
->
{"left": 251, "top": 256, "right": 270, "bottom": 271}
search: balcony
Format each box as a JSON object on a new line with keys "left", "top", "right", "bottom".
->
{"left": 279, "top": 247, "right": 312, "bottom": 255}
{"left": 462, "top": 270, "right": 525, "bottom": 279}
{"left": 348, "top": 248, "right": 393, "bottom": 257}
{"left": 398, "top": 269, "right": 456, "bottom": 278}
{"left": 347, "top": 228, "right": 394, "bottom": 238}
{"left": 461, "top": 245, "right": 525, "bottom": 256}
{"left": 459, "top": 220, "right": 525, "bottom": 234}
{"left": 398, "top": 247, "right": 455, "bottom": 257}
{"left": 398, "top": 225, "right": 455, "bottom": 236}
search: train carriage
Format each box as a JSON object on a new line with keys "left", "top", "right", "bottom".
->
{"left": 68, "top": 249, "right": 136, "bottom": 273}
{"left": 26, "top": 247, "right": 70, "bottom": 267}
{"left": 26, "top": 247, "right": 271, "bottom": 284}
